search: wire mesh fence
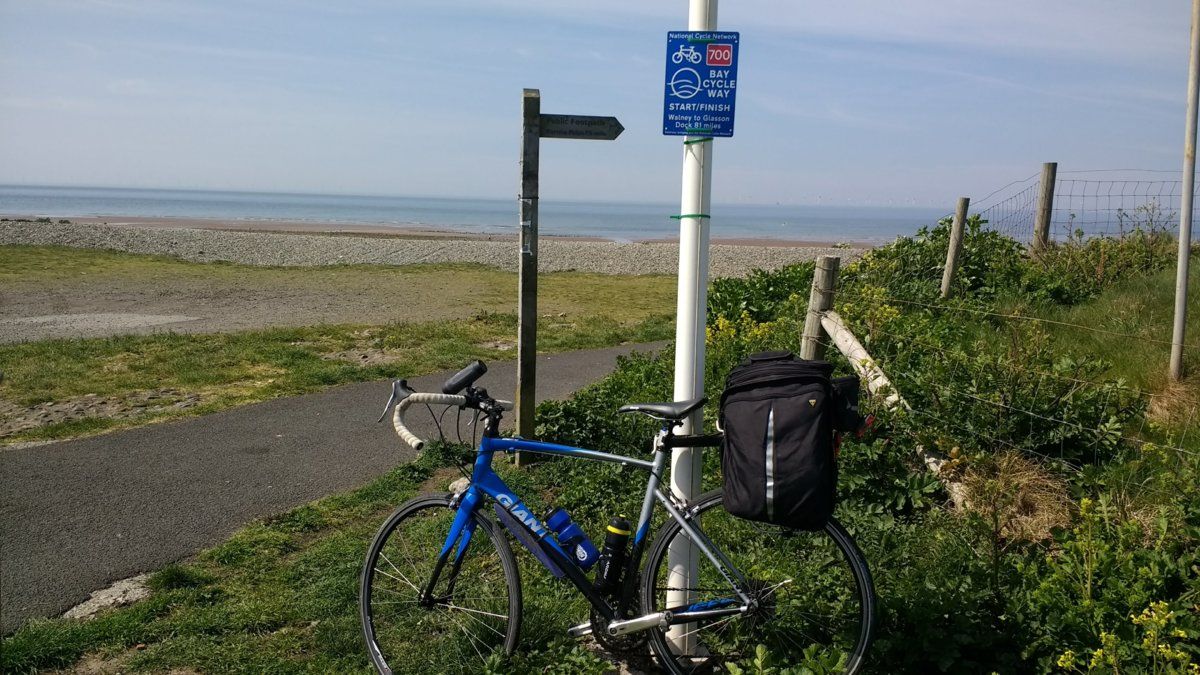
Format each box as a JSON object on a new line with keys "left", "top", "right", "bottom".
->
{"left": 1052, "top": 174, "right": 1186, "bottom": 241}
{"left": 970, "top": 173, "right": 1041, "bottom": 242}
{"left": 968, "top": 168, "right": 1197, "bottom": 245}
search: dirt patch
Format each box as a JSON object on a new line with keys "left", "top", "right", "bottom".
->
{"left": 1, "top": 388, "right": 202, "bottom": 439}
{"left": 321, "top": 348, "right": 408, "bottom": 366}
{"left": 50, "top": 651, "right": 134, "bottom": 675}
{"left": 0, "top": 271, "right": 500, "bottom": 343}
{"left": 962, "top": 450, "right": 1073, "bottom": 543}
{"left": 0, "top": 248, "right": 676, "bottom": 343}
{"left": 1147, "top": 379, "right": 1200, "bottom": 428}
{"left": 419, "top": 467, "right": 466, "bottom": 494}
{"left": 0, "top": 313, "right": 200, "bottom": 342}
{"left": 49, "top": 647, "right": 201, "bottom": 675}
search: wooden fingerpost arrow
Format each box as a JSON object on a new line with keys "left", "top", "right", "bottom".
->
{"left": 538, "top": 114, "right": 625, "bottom": 140}
{"left": 514, "top": 89, "right": 623, "bottom": 466}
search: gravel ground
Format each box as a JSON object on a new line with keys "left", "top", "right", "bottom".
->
{"left": 0, "top": 221, "right": 863, "bottom": 277}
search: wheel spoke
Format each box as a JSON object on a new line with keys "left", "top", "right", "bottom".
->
{"left": 642, "top": 492, "right": 875, "bottom": 674}
{"left": 374, "top": 565, "right": 419, "bottom": 593}
{"left": 439, "top": 603, "right": 509, "bottom": 621}
{"left": 442, "top": 608, "right": 489, "bottom": 664}
{"left": 380, "top": 554, "right": 422, "bottom": 591}
{"left": 361, "top": 497, "right": 518, "bottom": 674}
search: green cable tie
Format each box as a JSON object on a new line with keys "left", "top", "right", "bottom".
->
{"left": 683, "top": 137, "right": 713, "bottom": 145}
{"left": 671, "top": 213, "right": 711, "bottom": 220}
{"left": 685, "top": 127, "right": 713, "bottom": 134}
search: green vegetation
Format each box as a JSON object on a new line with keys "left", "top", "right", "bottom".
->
{"left": 0, "top": 217, "right": 66, "bottom": 225}
{"left": 5, "top": 217, "right": 1200, "bottom": 672}
{"left": 0, "top": 313, "right": 671, "bottom": 445}
{"left": 1, "top": 449, "right": 458, "bottom": 673}
{"left": 0, "top": 245, "right": 675, "bottom": 444}
{"left": 534, "top": 213, "right": 1200, "bottom": 672}
{"left": 1, "top": 245, "right": 676, "bottom": 321}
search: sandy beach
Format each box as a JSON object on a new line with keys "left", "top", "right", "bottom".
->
{"left": 0, "top": 217, "right": 867, "bottom": 277}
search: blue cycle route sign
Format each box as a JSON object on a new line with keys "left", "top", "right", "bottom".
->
{"left": 663, "top": 31, "right": 739, "bottom": 137}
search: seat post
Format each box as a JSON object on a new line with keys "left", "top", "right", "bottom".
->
{"left": 654, "top": 420, "right": 680, "bottom": 453}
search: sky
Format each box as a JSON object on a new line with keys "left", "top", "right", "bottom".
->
{"left": 0, "top": 0, "right": 1192, "bottom": 207}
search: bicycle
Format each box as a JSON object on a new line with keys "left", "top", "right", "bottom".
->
{"left": 360, "top": 361, "right": 877, "bottom": 674}
{"left": 672, "top": 44, "right": 703, "bottom": 64}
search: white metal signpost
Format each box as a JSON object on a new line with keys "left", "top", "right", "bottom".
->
{"left": 663, "top": 0, "right": 735, "bottom": 654}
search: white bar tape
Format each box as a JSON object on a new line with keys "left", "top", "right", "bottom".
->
{"left": 392, "top": 393, "right": 467, "bottom": 451}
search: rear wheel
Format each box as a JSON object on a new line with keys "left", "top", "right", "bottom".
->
{"left": 641, "top": 490, "right": 875, "bottom": 674}
{"left": 360, "top": 493, "right": 521, "bottom": 674}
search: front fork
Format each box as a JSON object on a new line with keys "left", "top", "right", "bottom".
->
{"left": 421, "top": 490, "right": 479, "bottom": 606}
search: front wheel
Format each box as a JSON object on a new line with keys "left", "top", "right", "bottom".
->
{"left": 360, "top": 493, "right": 522, "bottom": 674}
{"left": 641, "top": 490, "right": 876, "bottom": 674}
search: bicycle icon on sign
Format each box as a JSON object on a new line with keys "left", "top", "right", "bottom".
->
{"left": 671, "top": 44, "right": 703, "bottom": 64}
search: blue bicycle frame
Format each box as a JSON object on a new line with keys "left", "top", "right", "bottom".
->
{"left": 427, "top": 431, "right": 753, "bottom": 625}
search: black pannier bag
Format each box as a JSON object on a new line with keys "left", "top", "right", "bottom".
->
{"left": 719, "top": 351, "right": 863, "bottom": 530}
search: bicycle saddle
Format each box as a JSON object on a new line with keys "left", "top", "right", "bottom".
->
{"left": 617, "top": 397, "right": 707, "bottom": 421}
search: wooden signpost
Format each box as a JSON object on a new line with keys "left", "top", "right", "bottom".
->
{"left": 515, "top": 89, "right": 623, "bottom": 463}
{"left": 539, "top": 114, "right": 625, "bottom": 140}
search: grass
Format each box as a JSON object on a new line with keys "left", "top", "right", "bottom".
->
{"left": 1028, "top": 265, "right": 1200, "bottom": 435}
{"left": 0, "top": 443, "right": 624, "bottom": 673}
{"left": 0, "top": 246, "right": 676, "bottom": 444}
{"left": 0, "top": 245, "right": 677, "bottom": 322}
{"left": 6, "top": 263, "right": 1199, "bottom": 673}
{"left": 0, "top": 314, "right": 672, "bottom": 445}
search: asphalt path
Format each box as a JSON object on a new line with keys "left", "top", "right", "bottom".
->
{"left": 0, "top": 342, "right": 665, "bottom": 632}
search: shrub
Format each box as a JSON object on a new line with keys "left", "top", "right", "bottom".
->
{"left": 525, "top": 211, "right": 1197, "bottom": 673}
{"left": 1022, "top": 205, "right": 1178, "bottom": 305}
{"left": 839, "top": 215, "right": 1025, "bottom": 304}
{"left": 708, "top": 262, "right": 815, "bottom": 324}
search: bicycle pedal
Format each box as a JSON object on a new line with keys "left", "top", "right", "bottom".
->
{"left": 567, "top": 620, "right": 593, "bottom": 638}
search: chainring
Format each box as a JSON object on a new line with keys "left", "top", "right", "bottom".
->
{"left": 590, "top": 601, "right": 648, "bottom": 654}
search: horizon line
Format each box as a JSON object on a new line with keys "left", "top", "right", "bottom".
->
{"left": 0, "top": 182, "right": 956, "bottom": 210}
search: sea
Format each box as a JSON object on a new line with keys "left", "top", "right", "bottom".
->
{"left": 0, "top": 185, "right": 949, "bottom": 244}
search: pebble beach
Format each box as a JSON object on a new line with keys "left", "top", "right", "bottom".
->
{"left": 0, "top": 219, "right": 865, "bottom": 277}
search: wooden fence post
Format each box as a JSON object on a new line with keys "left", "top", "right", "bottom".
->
{"left": 1031, "top": 162, "right": 1057, "bottom": 253}
{"left": 940, "top": 197, "right": 971, "bottom": 299}
{"left": 515, "top": 89, "right": 540, "bottom": 465}
{"left": 800, "top": 255, "right": 840, "bottom": 360}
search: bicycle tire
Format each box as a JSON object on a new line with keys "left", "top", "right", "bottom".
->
{"left": 360, "top": 492, "right": 522, "bottom": 674}
{"left": 641, "top": 489, "right": 876, "bottom": 674}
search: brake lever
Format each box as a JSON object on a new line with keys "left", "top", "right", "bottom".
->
{"left": 376, "top": 379, "right": 415, "bottom": 423}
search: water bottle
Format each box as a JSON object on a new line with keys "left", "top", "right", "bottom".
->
{"left": 544, "top": 508, "right": 599, "bottom": 570}
{"left": 592, "top": 515, "right": 631, "bottom": 595}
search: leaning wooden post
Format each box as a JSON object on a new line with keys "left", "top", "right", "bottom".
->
{"left": 800, "top": 255, "right": 840, "bottom": 360}
{"left": 515, "top": 89, "right": 541, "bottom": 464}
{"left": 820, "top": 310, "right": 968, "bottom": 509}
{"left": 940, "top": 197, "right": 970, "bottom": 299}
{"left": 1031, "top": 162, "right": 1057, "bottom": 253}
